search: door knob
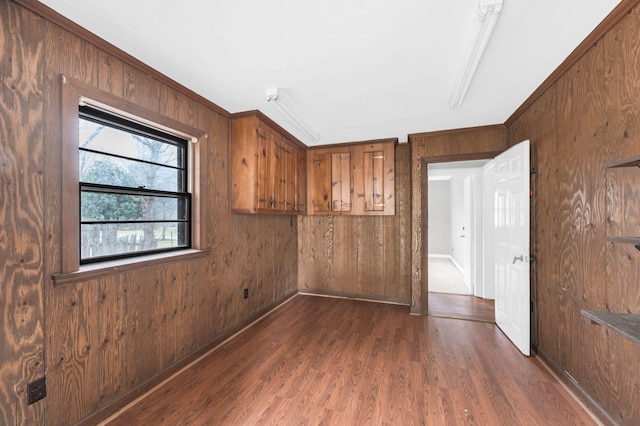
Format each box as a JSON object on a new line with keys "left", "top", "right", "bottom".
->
{"left": 513, "top": 255, "right": 524, "bottom": 264}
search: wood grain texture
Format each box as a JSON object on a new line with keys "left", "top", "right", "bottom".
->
{"left": 298, "top": 145, "right": 410, "bottom": 303}
{"left": 602, "top": 7, "right": 640, "bottom": 424}
{"left": 503, "top": 5, "right": 640, "bottom": 424}
{"left": 408, "top": 125, "right": 507, "bottom": 315}
{"left": 103, "top": 295, "right": 599, "bottom": 426}
{"left": 0, "top": 3, "right": 301, "bottom": 425}
{"left": 0, "top": 2, "right": 46, "bottom": 425}
{"left": 556, "top": 40, "right": 611, "bottom": 412}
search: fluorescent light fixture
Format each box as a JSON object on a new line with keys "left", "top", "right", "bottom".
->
{"left": 449, "top": 0, "right": 503, "bottom": 108}
{"left": 266, "top": 88, "right": 320, "bottom": 142}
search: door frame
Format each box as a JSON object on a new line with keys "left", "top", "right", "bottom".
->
{"left": 413, "top": 150, "right": 503, "bottom": 315}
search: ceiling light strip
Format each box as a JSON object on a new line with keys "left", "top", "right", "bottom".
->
{"left": 266, "top": 88, "right": 320, "bottom": 142}
{"left": 449, "top": 0, "right": 504, "bottom": 109}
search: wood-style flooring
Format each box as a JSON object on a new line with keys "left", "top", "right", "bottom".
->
{"left": 103, "top": 295, "right": 597, "bottom": 425}
{"left": 429, "top": 293, "right": 495, "bottom": 323}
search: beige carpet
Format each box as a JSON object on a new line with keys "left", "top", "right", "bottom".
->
{"left": 428, "top": 257, "right": 472, "bottom": 295}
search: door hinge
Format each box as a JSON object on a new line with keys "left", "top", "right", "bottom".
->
{"left": 530, "top": 167, "right": 536, "bottom": 175}
{"left": 530, "top": 300, "right": 534, "bottom": 313}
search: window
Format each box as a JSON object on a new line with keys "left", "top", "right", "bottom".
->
{"left": 56, "top": 75, "right": 207, "bottom": 280}
{"left": 79, "top": 106, "right": 190, "bottom": 263}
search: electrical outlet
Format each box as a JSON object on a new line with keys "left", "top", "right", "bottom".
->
{"left": 27, "top": 376, "right": 46, "bottom": 405}
{"left": 243, "top": 288, "right": 249, "bottom": 299}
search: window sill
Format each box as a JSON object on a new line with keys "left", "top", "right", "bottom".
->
{"left": 52, "top": 248, "right": 210, "bottom": 286}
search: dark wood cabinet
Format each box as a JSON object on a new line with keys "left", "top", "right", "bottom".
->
{"left": 231, "top": 111, "right": 306, "bottom": 214}
{"left": 307, "top": 139, "right": 396, "bottom": 216}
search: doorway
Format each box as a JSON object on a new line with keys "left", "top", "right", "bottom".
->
{"left": 427, "top": 159, "right": 494, "bottom": 323}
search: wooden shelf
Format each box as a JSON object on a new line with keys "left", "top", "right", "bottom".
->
{"left": 606, "top": 237, "right": 640, "bottom": 250}
{"left": 582, "top": 310, "right": 640, "bottom": 346}
{"left": 605, "top": 154, "right": 640, "bottom": 168}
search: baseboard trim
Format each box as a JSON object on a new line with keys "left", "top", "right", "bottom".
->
{"left": 427, "top": 253, "right": 450, "bottom": 259}
{"left": 535, "top": 349, "right": 616, "bottom": 426}
{"left": 80, "top": 290, "right": 299, "bottom": 426}
{"left": 298, "top": 289, "right": 411, "bottom": 307}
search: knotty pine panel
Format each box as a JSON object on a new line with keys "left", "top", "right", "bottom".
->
{"left": 507, "top": 87, "right": 559, "bottom": 357}
{"left": 556, "top": 41, "right": 610, "bottom": 410}
{"left": 0, "top": 2, "right": 300, "bottom": 424}
{"left": 0, "top": 2, "right": 45, "bottom": 425}
{"left": 408, "top": 126, "right": 507, "bottom": 314}
{"left": 297, "top": 146, "right": 410, "bottom": 303}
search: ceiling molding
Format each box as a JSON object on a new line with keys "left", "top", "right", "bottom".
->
{"left": 408, "top": 124, "right": 506, "bottom": 143}
{"left": 310, "top": 137, "right": 400, "bottom": 150}
{"left": 505, "top": 0, "right": 640, "bottom": 127}
{"left": 11, "top": 0, "right": 231, "bottom": 118}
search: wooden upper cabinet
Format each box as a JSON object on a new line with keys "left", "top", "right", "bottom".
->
{"left": 231, "top": 111, "right": 307, "bottom": 214}
{"left": 307, "top": 139, "right": 396, "bottom": 216}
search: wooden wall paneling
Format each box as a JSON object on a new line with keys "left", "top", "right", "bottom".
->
{"left": 332, "top": 217, "right": 358, "bottom": 294}
{"left": 555, "top": 43, "right": 610, "bottom": 410}
{"left": 123, "top": 64, "right": 160, "bottom": 113}
{"left": 175, "top": 261, "right": 198, "bottom": 360}
{"left": 170, "top": 90, "right": 204, "bottom": 355}
{"left": 507, "top": 87, "right": 559, "bottom": 357}
{"left": 297, "top": 216, "right": 334, "bottom": 292}
{"left": 382, "top": 215, "right": 400, "bottom": 299}
{"left": 603, "top": 8, "right": 640, "bottom": 423}
{"left": 238, "top": 215, "right": 258, "bottom": 320}
{"left": 396, "top": 144, "right": 412, "bottom": 301}
{"left": 256, "top": 216, "right": 274, "bottom": 306}
{"left": 271, "top": 217, "right": 284, "bottom": 301}
{"left": 410, "top": 141, "right": 426, "bottom": 314}
{"left": 42, "top": 14, "right": 102, "bottom": 426}
{"left": 356, "top": 217, "right": 378, "bottom": 296}
{"left": 46, "top": 281, "right": 101, "bottom": 426}
{"left": 211, "top": 112, "right": 233, "bottom": 333}
{"left": 123, "top": 269, "right": 162, "bottom": 390}
{"left": 297, "top": 217, "right": 312, "bottom": 290}
{"left": 273, "top": 215, "right": 297, "bottom": 300}
{"left": 97, "top": 275, "right": 126, "bottom": 408}
{"left": 96, "top": 51, "right": 124, "bottom": 95}
{"left": 41, "top": 21, "right": 65, "bottom": 426}
{"left": 0, "top": 3, "right": 45, "bottom": 424}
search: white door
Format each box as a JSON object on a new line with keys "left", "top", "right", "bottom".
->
{"left": 494, "top": 140, "right": 530, "bottom": 356}
{"left": 462, "top": 176, "right": 473, "bottom": 293}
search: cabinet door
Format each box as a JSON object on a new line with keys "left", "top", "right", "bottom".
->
{"left": 283, "top": 143, "right": 297, "bottom": 212}
{"left": 353, "top": 142, "right": 395, "bottom": 215}
{"left": 363, "top": 150, "right": 384, "bottom": 211}
{"left": 295, "top": 147, "right": 307, "bottom": 212}
{"left": 331, "top": 152, "right": 352, "bottom": 212}
{"left": 310, "top": 151, "right": 332, "bottom": 213}
{"left": 274, "top": 135, "right": 287, "bottom": 211}
{"left": 256, "top": 128, "right": 270, "bottom": 210}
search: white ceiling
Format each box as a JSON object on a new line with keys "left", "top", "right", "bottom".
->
{"left": 39, "top": 0, "right": 620, "bottom": 145}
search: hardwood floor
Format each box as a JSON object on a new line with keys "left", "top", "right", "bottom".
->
{"left": 102, "top": 295, "right": 597, "bottom": 425}
{"left": 428, "top": 293, "right": 495, "bottom": 323}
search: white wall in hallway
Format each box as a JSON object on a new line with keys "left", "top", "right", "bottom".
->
{"left": 427, "top": 180, "right": 452, "bottom": 255}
